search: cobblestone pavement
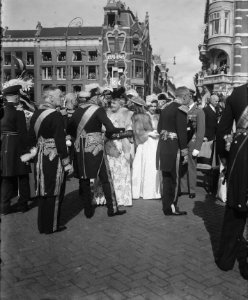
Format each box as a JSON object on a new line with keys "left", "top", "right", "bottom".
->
{"left": 1, "top": 177, "right": 248, "bottom": 300}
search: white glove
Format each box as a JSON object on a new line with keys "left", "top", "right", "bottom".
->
{"left": 64, "top": 164, "right": 74, "bottom": 175}
{"left": 192, "top": 149, "right": 199, "bottom": 157}
{"left": 20, "top": 147, "right": 37, "bottom": 162}
{"left": 66, "top": 140, "right": 72, "bottom": 147}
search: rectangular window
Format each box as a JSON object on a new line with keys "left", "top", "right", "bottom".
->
{"left": 15, "top": 51, "right": 22, "bottom": 59}
{"left": 210, "top": 12, "right": 220, "bottom": 35}
{"left": 72, "top": 51, "right": 82, "bottom": 62}
{"left": 87, "top": 65, "right": 97, "bottom": 80}
{"left": 42, "top": 51, "right": 52, "bottom": 62}
{"left": 57, "top": 67, "right": 66, "bottom": 80}
{"left": 72, "top": 66, "right": 81, "bottom": 80}
{"left": 27, "top": 52, "right": 34, "bottom": 65}
{"left": 3, "top": 69, "right": 11, "bottom": 82}
{"left": 57, "top": 51, "right": 66, "bottom": 62}
{"left": 26, "top": 69, "right": 34, "bottom": 80}
{"left": 42, "top": 67, "right": 52, "bottom": 80}
{"left": 4, "top": 52, "right": 11, "bottom": 65}
{"left": 224, "top": 11, "right": 230, "bottom": 34}
{"left": 134, "top": 60, "right": 144, "bottom": 78}
{"left": 57, "top": 85, "right": 66, "bottom": 94}
{"left": 88, "top": 51, "right": 98, "bottom": 62}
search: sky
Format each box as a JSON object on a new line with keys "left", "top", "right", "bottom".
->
{"left": 2, "top": 0, "right": 206, "bottom": 89}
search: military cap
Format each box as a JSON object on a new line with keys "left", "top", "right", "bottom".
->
{"left": 3, "top": 84, "right": 22, "bottom": 96}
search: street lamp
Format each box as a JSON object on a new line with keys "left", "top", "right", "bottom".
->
{"left": 65, "top": 17, "right": 83, "bottom": 90}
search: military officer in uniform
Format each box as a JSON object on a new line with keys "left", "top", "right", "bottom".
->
{"left": 180, "top": 93, "right": 205, "bottom": 198}
{"left": 27, "top": 87, "right": 73, "bottom": 234}
{"left": 67, "top": 86, "right": 127, "bottom": 218}
{"left": 156, "top": 86, "right": 189, "bottom": 216}
{"left": 0, "top": 84, "right": 30, "bottom": 215}
{"left": 216, "top": 83, "right": 248, "bottom": 280}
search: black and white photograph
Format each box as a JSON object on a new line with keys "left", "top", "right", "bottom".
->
{"left": 1, "top": 0, "right": 248, "bottom": 299}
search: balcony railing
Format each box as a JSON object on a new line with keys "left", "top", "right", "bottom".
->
{"left": 198, "top": 73, "right": 233, "bottom": 86}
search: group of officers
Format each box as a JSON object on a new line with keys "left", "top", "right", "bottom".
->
{"left": 0, "top": 81, "right": 248, "bottom": 280}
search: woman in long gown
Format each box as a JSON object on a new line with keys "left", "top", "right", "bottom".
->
{"left": 104, "top": 95, "right": 133, "bottom": 207}
{"left": 131, "top": 97, "right": 161, "bottom": 200}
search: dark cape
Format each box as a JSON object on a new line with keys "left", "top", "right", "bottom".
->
{"left": 216, "top": 84, "right": 248, "bottom": 212}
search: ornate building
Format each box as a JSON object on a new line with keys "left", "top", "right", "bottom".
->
{"left": 198, "top": 0, "right": 248, "bottom": 94}
{"left": 102, "top": 0, "right": 152, "bottom": 97}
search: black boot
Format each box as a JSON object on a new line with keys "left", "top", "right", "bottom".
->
{"left": 238, "top": 260, "right": 248, "bottom": 280}
{"left": 108, "top": 209, "right": 126, "bottom": 217}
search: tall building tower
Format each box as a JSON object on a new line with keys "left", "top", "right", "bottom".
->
{"left": 198, "top": 0, "right": 248, "bottom": 94}
{"left": 102, "top": 0, "right": 152, "bottom": 97}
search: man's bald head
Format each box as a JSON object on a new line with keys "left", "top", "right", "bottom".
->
{"left": 210, "top": 94, "right": 219, "bottom": 108}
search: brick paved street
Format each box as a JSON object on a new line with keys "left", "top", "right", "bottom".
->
{"left": 1, "top": 177, "right": 248, "bottom": 300}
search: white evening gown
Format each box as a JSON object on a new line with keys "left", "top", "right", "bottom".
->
{"left": 132, "top": 135, "right": 161, "bottom": 200}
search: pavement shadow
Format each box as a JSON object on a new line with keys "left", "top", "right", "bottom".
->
{"left": 192, "top": 194, "right": 225, "bottom": 259}
{"left": 60, "top": 189, "right": 84, "bottom": 226}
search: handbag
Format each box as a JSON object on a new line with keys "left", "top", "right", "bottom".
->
{"left": 217, "top": 164, "right": 227, "bottom": 202}
{"left": 197, "top": 140, "right": 214, "bottom": 170}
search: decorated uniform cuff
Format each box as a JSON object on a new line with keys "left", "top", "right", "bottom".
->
{"left": 181, "top": 148, "right": 188, "bottom": 157}
{"left": 61, "top": 156, "right": 70, "bottom": 167}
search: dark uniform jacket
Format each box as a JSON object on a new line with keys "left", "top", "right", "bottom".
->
{"left": 156, "top": 101, "right": 188, "bottom": 172}
{"left": 0, "top": 102, "right": 30, "bottom": 176}
{"left": 67, "top": 104, "right": 121, "bottom": 179}
{"left": 29, "top": 107, "right": 69, "bottom": 196}
{"left": 216, "top": 84, "right": 248, "bottom": 212}
{"left": 203, "top": 104, "right": 218, "bottom": 141}
{"left": 187, "top": 103, "right": 205, "bottom": 152}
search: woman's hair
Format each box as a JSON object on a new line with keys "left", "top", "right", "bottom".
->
{"left": 132, "top": 103, "right": 146, "bottom": 115}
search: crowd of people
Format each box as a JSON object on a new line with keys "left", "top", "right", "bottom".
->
{"left": 0, "top": 78, "right": 248, "bottom": 280}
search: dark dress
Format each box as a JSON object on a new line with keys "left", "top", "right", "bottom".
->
{"left": 215, "top": 84, "right": 248, "bottom": 274}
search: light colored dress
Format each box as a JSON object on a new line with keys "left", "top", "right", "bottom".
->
{"left": 105, "top": 108, "right": 133, "bottom": 206}
{"left": 132, "top": 113, "right": 161, "bottom": 200}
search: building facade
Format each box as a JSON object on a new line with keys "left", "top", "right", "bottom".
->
{"left": 1, "top": 23, "right": 102, "bottom": 100}
{"left": 1, "top": 0, "right": 153, "bottom": 100}
{"left": 198, "top": 0, "right": 248, "bottom": 94}
{"left": 102, "top": 0, "right": 152, "bottom": 97}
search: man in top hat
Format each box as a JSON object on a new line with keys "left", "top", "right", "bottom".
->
{"left": 156, "top": 86, "right": 189, "bottom": 216}
{"left": 67, "top": 85, "right": 127, "bottom": 218}
{"left": 0, "top": 84, "right": 31, "bottom": 214}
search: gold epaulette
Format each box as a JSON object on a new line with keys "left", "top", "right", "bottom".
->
{"left": 178, "top": 105, "right": 189, "bottom": 114}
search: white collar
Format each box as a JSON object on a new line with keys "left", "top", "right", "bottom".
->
{"left": 188, "top": 102, "right": 195, "bottom": 110}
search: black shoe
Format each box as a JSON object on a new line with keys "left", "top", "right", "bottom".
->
{"left": 239, "top": 261, "right": 248, "bottom": 280}
{"left": 178, "top": 192, "right": 189, "bottom": 197}
{"left": 45, "top": 225, "right": 67, "bottom": 234}
{"left": 16, "top": 203, "right": 30, "bottom": 213}
{"left": 163, "top": 209, "right": 187, "bottom": 216}
{"left": 1, "top": 206, "right": 19, "bottom": 215}
{"left": 189, "top": 193, "right": 196, "bottom": 199}
{"left": 108, "top": 209, "right": 126, "bottom": 217}
{"left": 84, "top": 206, "right": 95, "bottom": 219}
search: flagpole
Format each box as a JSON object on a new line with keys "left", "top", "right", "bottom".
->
{"left": 65, "top": 17, "right": 83, "bottom": 91}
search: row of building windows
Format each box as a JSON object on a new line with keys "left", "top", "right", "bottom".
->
{"left": 41, "top": 65, "right": 99, "bottom": 80}
{"left": 3, "top": 50, "right": 99, "bottom": 66}
{"left": 209, "top": 10, "right": 230, "bottom": 36}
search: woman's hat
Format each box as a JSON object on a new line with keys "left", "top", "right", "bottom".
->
{"left": 130, "top": 96, "right": 146, "bottom": 107}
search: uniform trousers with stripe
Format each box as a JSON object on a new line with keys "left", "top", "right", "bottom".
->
{"left": 37, "top": 175, "right": 66, "bottom": 234}
{"left": 162, "top": 151, "right": 181, "bottom": 212}
{"left": 79, "top": 158, "right": 118, "bottom": 214}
